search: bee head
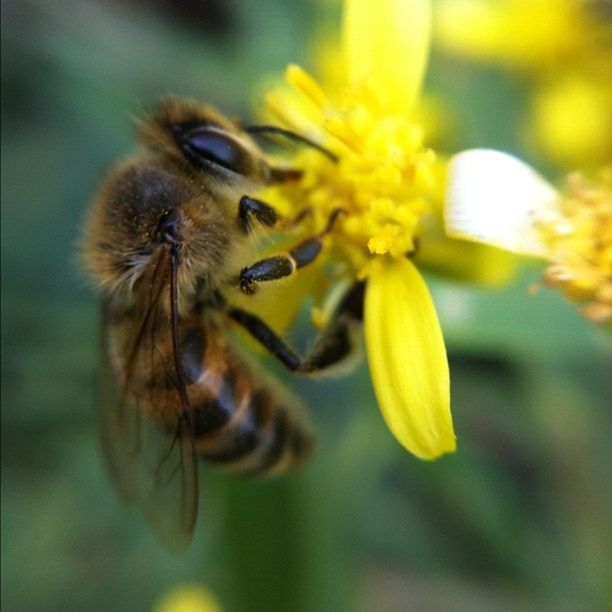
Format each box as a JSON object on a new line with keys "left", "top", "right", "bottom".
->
{"left": 139, "top": 96, "right": 271, "bottom": 197}
{"left": 82, "top": 161, "right": 230, "bottom": 295}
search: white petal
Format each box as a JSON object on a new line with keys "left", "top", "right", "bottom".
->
{"left": 445, "top": 149, "right": 559, "bottom": 257}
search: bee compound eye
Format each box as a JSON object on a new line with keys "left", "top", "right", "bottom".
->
{"left": 182, "top": 128, "right": 245, "bottom": 174}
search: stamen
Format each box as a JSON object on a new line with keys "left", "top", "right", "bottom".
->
{"left": 537, "top": 168, "right": 612, "bottom": 322}
{"left": 324, "top": 116, "right": 363, "bottom": 152}
{"left": 264, "top": 92, "right": 307, "bottom": 135}
{"left": 286, "top": 64, "right": 329, "bottom": 110}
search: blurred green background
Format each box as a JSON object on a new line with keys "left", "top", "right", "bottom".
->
{"left": 2, "top": 1, "right": 611, "bottom": 610}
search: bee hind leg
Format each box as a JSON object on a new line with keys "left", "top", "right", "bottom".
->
{"left": 228, "top": 281, "right": 364, "bottom": 374}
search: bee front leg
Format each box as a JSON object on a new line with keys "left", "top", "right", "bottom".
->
{"left": 239, "top": 208, "right": 343, "bottom": 294}
{"left": 237, "top": 195, "right": 312, "bottom": 234}
{"left": 238, "top": 196, "right": 280, "bottom": 233}
{"left": 228, "top": 281, "right": 364, "bottom": 374}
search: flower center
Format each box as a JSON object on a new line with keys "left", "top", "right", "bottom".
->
{"left": 536, "top": 168, "right": 612, "bottom": 322}
{"left": 265, "top": 65, "right": 437, "bottom": 274}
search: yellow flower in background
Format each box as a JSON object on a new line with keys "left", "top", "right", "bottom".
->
{"left": 260, "top": 0, "right": 457, "bottom": 460}
{"left": 434, "top": 0, "right": 612, "bottom": 169}
{"left": 435, "top": 0, "right": 586, "bottom": 69}
{"left": 154, "top": 584, "right": 223, "bottom": 612}
{"left": 446, "top": 150, "right": 612, "bottom": 323}
{"left": 529, "top": 76, "right": 612, "bottom": 169}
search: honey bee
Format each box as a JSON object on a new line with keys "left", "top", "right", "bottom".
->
{"left": 81, "top": 97, "right": 363, "bottom": 550}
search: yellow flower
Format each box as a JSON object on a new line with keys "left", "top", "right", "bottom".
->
{"left": 446, "top": 150, "right": 612, "bottom": 323}
{"left": 153, "top": 584, "right": 223, "bottom": 612}
{"left": 528, "top": 75, "right": 612, "bottom": 169}
{"left": 260, "top": 0, "right": 456, "bottom": 460}
{"left": 434, "top": 0, "right": 612, "bottom": 169}
{"left": 435, "top": 0, "right": 586, "bottom": 69}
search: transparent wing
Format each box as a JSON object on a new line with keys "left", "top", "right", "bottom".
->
{"left": 97, "top": 260, "right": 198, "bottom": 552}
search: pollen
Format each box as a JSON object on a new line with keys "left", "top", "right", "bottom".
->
{"left": 536, "top": 168, "right": 612, "bottom": 322}
{"left": 266, "top": 65, "right": 437, "bottom": 273}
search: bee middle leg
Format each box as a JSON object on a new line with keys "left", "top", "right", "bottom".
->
{"left": 239, "top": 208, "right": 344, "bottom": 295}
{"left": 228, "top": 281, "right": 364, "bottom": 374}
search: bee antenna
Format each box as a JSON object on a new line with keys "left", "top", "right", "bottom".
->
{"left": 243, "top": 125, "right": 338, "bottom": 162}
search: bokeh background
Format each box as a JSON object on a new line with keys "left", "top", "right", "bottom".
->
{"left": 2, "top": 1, "right": 611, "bottom": 610}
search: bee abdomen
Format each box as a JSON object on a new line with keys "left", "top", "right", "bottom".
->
{"left": 191, "top": 374, "right": 313, "bottom": 476}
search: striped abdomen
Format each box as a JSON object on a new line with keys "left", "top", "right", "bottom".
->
{"left": 109, "top": 307, "right": 313, "bottom": 476}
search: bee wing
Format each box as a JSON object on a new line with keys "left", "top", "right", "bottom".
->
{"left": 98, "top": 270, "right": 198, "bottom": 552}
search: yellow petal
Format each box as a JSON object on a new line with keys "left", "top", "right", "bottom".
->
{"left": 342, "top": 0, "right": 431, "bottom": 114}
{"left": 364, "top": 257, "right": 456, "bottom": 459}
